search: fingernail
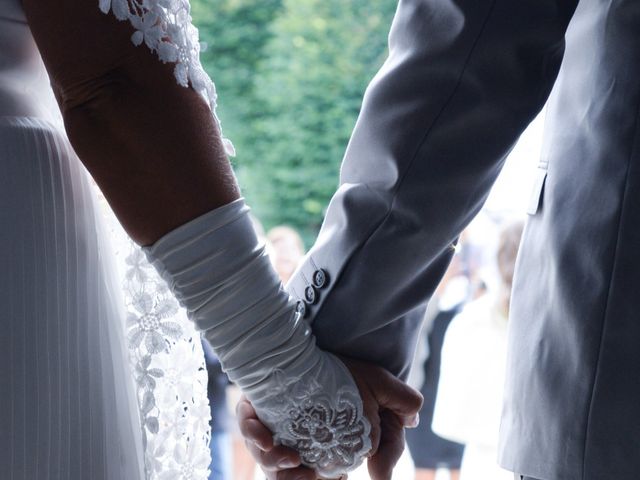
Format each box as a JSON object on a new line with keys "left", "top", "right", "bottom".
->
{"left": 404, "top": 413, "right": 420, "bottom": 428}
{"left": 277, "top": 457, "right": 300, "bottom": 468}
{"left": 254, "top": 439, "right": 270, "bottom": 451}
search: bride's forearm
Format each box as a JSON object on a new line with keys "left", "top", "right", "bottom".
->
{"left": 60, "top": 67, "right": 240, "bottom": 246}
{"left": 23, "top": 0, "right": 239, "bottom": 245}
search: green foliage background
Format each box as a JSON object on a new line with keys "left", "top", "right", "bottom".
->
{"left": 192, "top": 0, "right": 396, "bottom": 244}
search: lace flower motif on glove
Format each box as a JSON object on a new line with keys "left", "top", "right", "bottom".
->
{"left": 262, "top": 370, "right": 372, "bottom": 477}
{"left": 98, "top": 0, "right": 235, "bottom": 156}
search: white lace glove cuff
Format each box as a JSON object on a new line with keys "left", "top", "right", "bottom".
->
{"left": 142, "top": 199, "right": 371, "bottom": 477}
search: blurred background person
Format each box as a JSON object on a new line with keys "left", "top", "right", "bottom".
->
{"left": 267, "top": 225, "right": 306, "bottom": 284}
{"left": 432, "top": 221, "right": 524, "bottom": 480}
{"left": 406, "top": 239, "right": 482, "bottom": 480}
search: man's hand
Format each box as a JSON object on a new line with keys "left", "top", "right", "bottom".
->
{"left": 236, "top": 358, "right": 423, "bottom": 480}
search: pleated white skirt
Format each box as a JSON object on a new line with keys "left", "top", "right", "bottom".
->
{"left": 0, "top": 116, "right": 144, "bottom": 479}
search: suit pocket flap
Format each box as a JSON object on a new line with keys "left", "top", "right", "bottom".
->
{"left": 526, "top": 166, "right": 548, "bottom": 215}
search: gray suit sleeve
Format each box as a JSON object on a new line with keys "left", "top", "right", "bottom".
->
{"left": 287, "top": 0, "right": 578, "bottom": 377}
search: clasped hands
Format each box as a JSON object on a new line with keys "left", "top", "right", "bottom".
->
{"left": 237, "top": 357, "right": 423, "bottom": 480}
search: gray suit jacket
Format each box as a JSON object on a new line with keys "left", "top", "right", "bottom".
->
{"left": 287, "top": 0, "right": 638, "bottom": 478}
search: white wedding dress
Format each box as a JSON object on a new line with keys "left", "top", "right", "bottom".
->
{"left": 0, "top": 1, "right": 147, "bottom": 478}
{"left": 0, "top": 1, "right": 212, "bottom": 478}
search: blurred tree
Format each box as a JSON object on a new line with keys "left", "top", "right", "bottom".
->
{"left": 191, "top": 0, "right": 283, "bottom": 142}
{"left": 193, "top": 0, "right": 396, "bottom": 244}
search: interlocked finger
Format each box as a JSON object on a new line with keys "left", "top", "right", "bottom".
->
{"left": 243, "top": 439, "right": 301, "bottom": 472}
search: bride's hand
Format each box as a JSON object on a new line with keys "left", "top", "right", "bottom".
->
{"left": 237, "top": 359, "right": 423, "bottom": 480}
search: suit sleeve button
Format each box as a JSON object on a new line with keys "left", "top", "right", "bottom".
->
{"left": 312, "top": 269, "right": 329, "bottom": 289}
{"left": 295, "top": 300, "right": 308, "bottom": 318}
{"left": 304, "top": 285, "right": 318, "bottom": 304}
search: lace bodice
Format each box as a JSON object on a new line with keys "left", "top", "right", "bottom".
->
{"left": 100, "top": 198, "right": 212, "bottom": 480}
{"left": 98, "top": 0, "right": 234, "bottom": 156}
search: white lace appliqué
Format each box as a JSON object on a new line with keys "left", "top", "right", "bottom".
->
{"left": 123, "top": 247, "right": 212, "bottom": 480}
{"left": 99, "top": 193, "right": 213, "bottom": 480}
{"left": 262, "top": 371, "right": 372, "bottom": 477}
{"left": 98, "top": 0, "right": 235, "bottom": 156}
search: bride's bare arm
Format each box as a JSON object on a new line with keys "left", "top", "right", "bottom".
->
{"left": 22, "top": 0, "right": 239, "bottom": 245}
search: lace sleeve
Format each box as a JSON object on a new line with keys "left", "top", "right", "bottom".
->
{"left": 98, "top": 0, "right": 235, "bottom": 156}
{"left": 100, "top": 193, "right": 213, "bottom": 480}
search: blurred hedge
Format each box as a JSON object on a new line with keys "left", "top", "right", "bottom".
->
{"left": 193, "top": 0, "right": 396, "bottom": 244}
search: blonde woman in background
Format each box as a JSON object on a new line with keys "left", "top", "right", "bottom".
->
{"left": 267, "top": 226, "right": 306, "bottom": 284}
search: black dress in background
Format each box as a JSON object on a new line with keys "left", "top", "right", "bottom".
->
{"left": 406, "top": 306, "right": 465, "bottom": 470}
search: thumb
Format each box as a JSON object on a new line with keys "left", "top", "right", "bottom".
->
{"left": 369, "top": 368, "right": 423, "bottom": 427}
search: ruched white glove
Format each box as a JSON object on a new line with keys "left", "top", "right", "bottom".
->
{"left": 142, "top": 199, "right": 371, "bottom": 478}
